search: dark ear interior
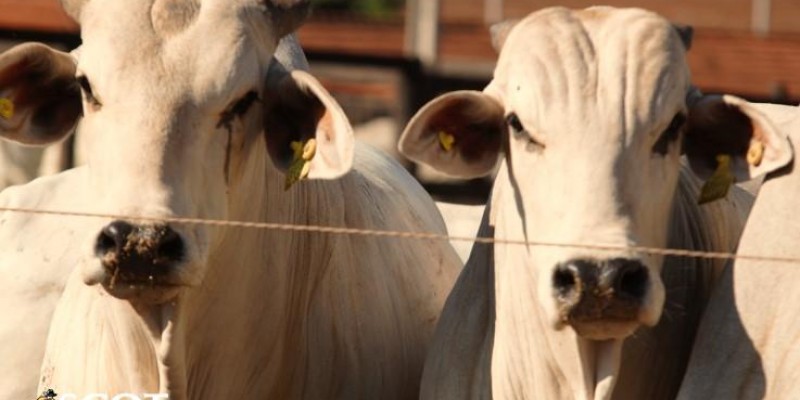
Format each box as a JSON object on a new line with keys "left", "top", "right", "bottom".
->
{"left": 423, "top": 97, "right": 505, "bottom": 163}
{"left": 262, "top": 77, "right": 325, "bottom": 170}
{"left": 672, "top": 24, "right": 694, "bottom": 50}
{"left": 684, "top": 99, "right": 754, "bottom": 172}
{"left": 0, "top": 44, "right": 81, "bottom": 145}
{"left": 399, "top": 90, "right": 506, "bottom": 179}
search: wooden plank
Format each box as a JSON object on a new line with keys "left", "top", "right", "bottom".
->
{"left": 297, "top": 18, "right": 406, "bottom": 58}
{"left": 0, "top": 0, "right": 77, "bottom": 33}
{"left": 772, "top": 0, "right": 800, "bottom": 34}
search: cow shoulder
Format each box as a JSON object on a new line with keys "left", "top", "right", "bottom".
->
{"left": 0, "top": 167, "right": 94, "bottom": 400}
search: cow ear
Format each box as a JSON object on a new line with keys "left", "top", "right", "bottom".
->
{"left": 684, "top": 94, "right": 794, "bottom": 182}
{"left": 399, "top": 90, "right": 506, "bottom": 178}
{"left": 60, "top": 0, "right": 87, "bottom": 22}
{"left": 265, "top": 0, "right": 312, "bottom": 39}
{"left": 0, "top": 43, "right": 82, "bottom": 146}
{"left": 490, "top": 19, "right": 520, "bottom": 52}
{"left": 672, "top": 24, "right": 693, "bottom": 50}
{"left": 262, "top": 69, "right": 354, "bottom": 180}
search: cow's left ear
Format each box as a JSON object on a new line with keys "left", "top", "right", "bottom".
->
{"left": 399, "top": 90, "right": 506, "bottom": 178}
{"left": 262, "top": 69, "right": 354, "bottom": 180}
{"left": 0, "top": 43, "right": 82, "bottom": 146}
{"left": 684, "top": 94, "right": 794, "bottom": 182}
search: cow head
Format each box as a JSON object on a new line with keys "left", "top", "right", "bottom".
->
{"left": 0, "top": 0, "right": 354, "bottom": 304}
{"left": 399, "top": 7, "right": 792, "bottom": 340}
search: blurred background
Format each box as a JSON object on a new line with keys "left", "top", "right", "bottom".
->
{"left": 1, "top": 0, "right": 799, "bottom": 201}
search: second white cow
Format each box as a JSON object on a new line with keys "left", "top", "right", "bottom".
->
{"left": 400, "top": 7, "right": 786, "bottom": 399}
{"left": 677, "top": 102, "right": 799, "bottom": 398}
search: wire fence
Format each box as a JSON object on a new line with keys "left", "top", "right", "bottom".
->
{"left": 1, "top": 205, "right": 797, "bottom": 265}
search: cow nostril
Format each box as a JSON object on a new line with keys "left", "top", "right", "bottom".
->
{"left": 618, "top": 263, "right": 649, "bottom": 300}
{"left": 156, "top": 227, "right": 184, "bottom": 262}
{"left": 95, "top": 220, "right": 134, "bottom": 257}
{"left": 553, "top": 265, "right": 578, "bottom": 297}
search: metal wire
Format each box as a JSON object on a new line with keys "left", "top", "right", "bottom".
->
{"left": 0, "top": 205, "right": 797, "bottom": 265}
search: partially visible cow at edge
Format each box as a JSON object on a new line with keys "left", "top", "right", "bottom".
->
{"left": 677, "top": 102, "right": 799, "bottom": 399}
{"left": 399, "top": 7, "right": 788, "bottom": 399}
{"left": 0, "top": 1, "right": 461, "bottom": 398}
{"left": 0, "top": 42, "right": 77, "bottom": 190}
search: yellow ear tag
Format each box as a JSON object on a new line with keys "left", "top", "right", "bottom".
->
{"left": 0, "top": 98, "right": 14, "bottom": 120}
{"left": 698, "top": 154, "right": 735, "bottom": 205}
{"left": 438, "top": 131, "right": 455, "bottom": 152}
{"left": 284, "top": 138, "right": 317, "bottom": 190}
{"left": 747, "top": 141, "right": 765, "bottom": 167}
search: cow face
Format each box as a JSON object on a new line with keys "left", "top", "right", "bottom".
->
{"left": 399, "top": 7, "right": 792, "bottom": 340}
{"left": 0, "top": 0, "right": 354, "bottom": 304}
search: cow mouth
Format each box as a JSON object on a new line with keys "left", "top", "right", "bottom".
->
{"left": 556, "top": 287, "right": 643, "bottom": 340}
{"left": 100, "top": 277, "right": 185, "bottom": 304}
{"left": 568, "top": 318, "right": 640, "bottom": 340}
{"left": 98, "top": 262, "right": 188, "bottom": 304}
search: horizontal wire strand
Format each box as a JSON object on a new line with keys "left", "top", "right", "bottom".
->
{"left": 0, "top": 205, "right": 796, "bottom": 265}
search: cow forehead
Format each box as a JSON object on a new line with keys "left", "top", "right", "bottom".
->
{"left": 152, "top": 0, "right": 202, "bottom": 37}
{"left": 496, "top": 7, "right": 690, "bottom": 139}
{"left": 78, "top": 0, "right": 267, "bottom": 108}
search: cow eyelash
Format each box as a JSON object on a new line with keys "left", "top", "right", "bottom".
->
{"left": 229, "top": 91, "right": 260, "bottom": 117}
{"left": 76, "top": 75, "right": 101, "bottom": 108}
{"left": 506, "top": 112, "right": 544, "bottom": 149}
{"left": 218, "top": 91, "right": 260, "bottom": 130}
{"left": 652, "top": 112, "right": 686, "bottom": 155}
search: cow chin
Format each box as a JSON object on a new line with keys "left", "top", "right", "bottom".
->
{"left": 569, "top": 320, "right": 640, "bottom": 341}
{"left": 81, "top": 259, "right": 200, "bottom": 305}
{"left": 101, "top": 282, "right": 184, "bottom": 305}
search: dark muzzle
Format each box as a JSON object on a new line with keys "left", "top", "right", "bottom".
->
{"left": 95, "top": 220, "right": 184, "bottom": 286}
{"left": 552, "top": 258, "right": 649, "bottom": 323}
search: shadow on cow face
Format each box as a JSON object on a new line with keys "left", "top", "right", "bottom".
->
{"left": 0, "top": 1, "right": 356, "bottom": 305}
{"left": 399, "top": 7, "right": 790, "bottom": 341}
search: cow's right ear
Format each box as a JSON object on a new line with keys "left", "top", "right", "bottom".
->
{"left": 399, "top": 90, "right": 506, "bottom": 178}
{"left": 490, "top": 19, "right": 521, "bottom": 52}
{"left": 684, "top": 94, "right": 795, "bottom": 182}
{"left": 0, "top": 43, "right": 81, "bottom": 146}
{"left": 262, "top": 68, "right": 354, "bottom": 181}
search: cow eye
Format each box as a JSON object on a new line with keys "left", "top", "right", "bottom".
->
{"left": 228, "top": 91, "right": 259, "bottom": 117}
{"left": 507, "top": 113, "right": 524, "bottom": 133}
{"left": 652, "top": 112, "right": 686, "bottom": 155}
{"left": 77, "top": 75, "right": 101, "bottom": 108}
{"left": 218, "top": 90, "right": 259, "bottom": 130}
{"left": 506, "top": 112, "right": 544, "bottom": 149}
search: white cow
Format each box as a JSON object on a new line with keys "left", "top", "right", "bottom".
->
{"left": 677, "top": 102, "right": 800, "bottom": 398}
{"left": 399, "top": 7, "right": 788, "bottom": 399}
{"left": 0, "top": 1, "right": 461, "bottom": 399}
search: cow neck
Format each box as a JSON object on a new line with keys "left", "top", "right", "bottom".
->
{"left": 135, "top": 301, "right": 187, "bottom": 398}
{"left": 168, "top": 143, "right": 350, "bottom": 398}
{"left": 38, "top": 142, "right": 353, "bottom": 398}
{"left": 38, "top": 271, "right": 162, "bottom": 396}
{"left": 488, "top": 170, "right": 623, "bottom": 400}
